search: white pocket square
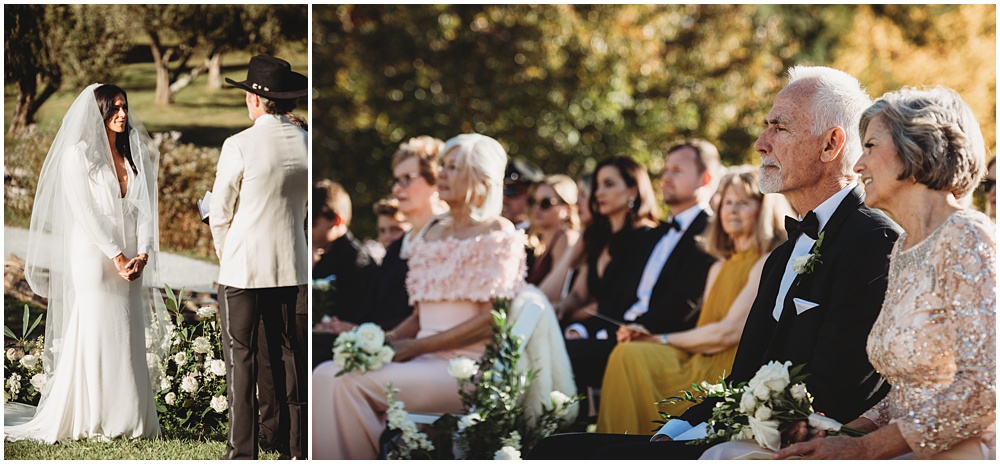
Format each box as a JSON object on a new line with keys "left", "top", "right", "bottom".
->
{"left": 793, "top": 298, "right": 820, "bottom": 315}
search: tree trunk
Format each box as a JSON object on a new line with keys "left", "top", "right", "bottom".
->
{"left": 207, "top": 52, "right": 223, "bottom": 90}
{"left": 8, "top": 74, "right": 60, "bottom": 135}
{"left": 149, "top": 32, "right": 173, "bottom": 105}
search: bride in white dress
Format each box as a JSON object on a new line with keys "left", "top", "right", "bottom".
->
{"left": 5, "top": 84, "right": 167, "bottom": 442}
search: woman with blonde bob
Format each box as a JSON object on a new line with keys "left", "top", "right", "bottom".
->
{"left": 526, "top": 174, "right": 581, "bottom": 285}
{"left": 313, "top": 134, "right": 527, "bottom": 459}
{"left": 596, "top": 166, "right": 790, "bottom": 434}
{"left": 772, "top": 86, "right": 995, "bottom": 460}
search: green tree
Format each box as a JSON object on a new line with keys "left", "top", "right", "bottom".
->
{"left": 5, "top": 5, "right": 131, "bottom": 134}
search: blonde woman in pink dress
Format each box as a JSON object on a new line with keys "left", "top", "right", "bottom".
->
{"left": 767, "top": 87, "right": 995, "bottom": 459}
{"left": 312, "top": 133, "right": 526, "bottom": 459}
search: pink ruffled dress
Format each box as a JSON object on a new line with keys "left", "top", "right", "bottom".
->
{"left": 313, "top": 229, "right": 526, "bottom": 459}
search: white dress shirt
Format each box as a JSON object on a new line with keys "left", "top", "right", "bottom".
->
{"left": 653, "top": 184, "right": 857, "bottom": 440}
{"left": 623, "top": 204, "right": 708, "bottom": 322}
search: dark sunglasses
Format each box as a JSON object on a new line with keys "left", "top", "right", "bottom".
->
{"left": 503, "top": 186, "right": 527, "bottom": 198}
{"left": 982, "top": 178, "right": 996, "bottom": 193}
{"left": 529, "top": 197, "right": 563, "bottom": 210}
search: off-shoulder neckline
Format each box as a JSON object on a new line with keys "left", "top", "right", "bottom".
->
{"left": 416, "top": 228, "right": 517, "bottom": 245}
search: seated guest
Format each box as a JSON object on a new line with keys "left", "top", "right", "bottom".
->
{"left": 314, "top": 136, "right": 446, "bottom": 337}
{"left": 538, "top": 173, "right": 592, "bottom": 306}
{"left": 502, "top": 158, "right": 545, "bottom": 231}
{"left": 373, "top": 197, "right": 411, "bottom": 252}
{"left": 768, "top": 86, "right": 995, "bottom": 459}
{"left": 557, "top": 141, "right": 721, "bottom": 396}
{"left": 526, "top": 174, "right": 581, "bottom": 285}
{"left": 528, "top": 65, "right": 900, "bottom": 460}
{"left": 596, "top": 166, "right": 789, "bottom": 434}
{"left": 313, "top": 133, "right": 526, "bottom": 459}
{"left": 311, "top": 180, "right": 376, "bottom": 365}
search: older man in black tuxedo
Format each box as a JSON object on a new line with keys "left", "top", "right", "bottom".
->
{"left": 529, "top": 65, "right": 901, "bottom": 459}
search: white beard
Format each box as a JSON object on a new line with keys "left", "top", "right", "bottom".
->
{"left": 758, "top": 166, "right": 782, "bottom": 194}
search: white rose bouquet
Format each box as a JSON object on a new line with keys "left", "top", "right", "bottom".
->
{"left": 332, "top": 323, "right": 395, "bottom": 376}
{"left": 3, "top": 304, "right": 46, "bottom": 405}
{"left": 658, "top": 360, "right": 864, "bottom": 452}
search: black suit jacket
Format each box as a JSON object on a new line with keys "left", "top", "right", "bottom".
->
{"left": 682, "top": 186, "right": 900, "bottom": 426}
{"left": 360, "top": 237, "right": 413, "bottom": 330}
{"left": 638, "top": 209, "right": 717, "bottom": 333}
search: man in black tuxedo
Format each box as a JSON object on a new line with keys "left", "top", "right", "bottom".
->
{"left": 565, "top": 140, "right": 721, "bottom": 394}
{"left": 529, "top": 66, "right": 901, "bottom": 459}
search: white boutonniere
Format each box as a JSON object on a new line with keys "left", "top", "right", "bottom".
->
{"left": 791, "top": 231, "right": 824, "bottom": 274}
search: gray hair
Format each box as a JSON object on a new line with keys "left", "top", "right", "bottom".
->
{"left": 787, "top": 65, "right": 873, "bottom": 168}
{"left": 860, "top": 86, "right": 986, "bottom": 198}
{"left": 440, "top": 133, "right": 507, "bottom": 221}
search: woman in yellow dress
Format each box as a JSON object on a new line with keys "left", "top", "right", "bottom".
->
{"left": 596, "top": 166, "right": 790, "bottom": 434}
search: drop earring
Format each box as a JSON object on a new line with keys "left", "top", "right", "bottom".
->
{"left": 627, "top": 197, "right": 635, "bottom": 209}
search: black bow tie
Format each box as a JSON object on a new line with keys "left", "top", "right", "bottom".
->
{"left": 785, "top": 211, "right": 820, "bottom": 241}
{"left": 664, "top": 218, "right": 682, "bottom": 233}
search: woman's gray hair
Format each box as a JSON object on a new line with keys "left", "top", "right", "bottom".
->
{"left": 441, "top": 133, "right": 507, "bottom": 221}
{"left": 787, "top": 65, "right": 873, "bottom": 167}
{"left": 860, "top": 86, "right": 986, "bottom": 198}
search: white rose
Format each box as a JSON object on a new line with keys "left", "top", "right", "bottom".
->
{"left": 174, "top": 351, "right": 188, "bottom": 366}
{"left": 754, "top": 405, "right": 772, "bottom": 421}
{"left": 808, "top": 413, "right": 843, "bottom": 432}
{"left": 181, "top": 375, "right": 199, "bottom": 393}
{"left": 747, "top": 416, "right": 782, "bottom": 451}
{"left": 210, "top": 394, "right": 229, "bottom": 413}
{"left": 197, "top": 306, "right": 215, "bottom": 318}
{"left": 165, "top": 392, "right": 177, "bottom": 405}
{"left": 494, "top": 445, "right": 521, "bottom": 460}
{"left": 5, "top": 348, "right": 17, "bottom": 361}
{"left": 354, "top": 323, "right": 385, "bottom": 353}
{"left": 790, "top": 255, "right": 811, "bottom": 274}
{"left": 377, "top": 345, "right": 395, "bottom": 364}
{"left": 752, "top": 382, "right": 771, "bottom": 401}
{"left": 790, "top": 383, "right": 808, "bottom": 401}
{"left": 30, "top": 373, "right": 46, "bottom": 390}
{"left": 192, "top": 336, "right": 212, "bottom": 354}
{"left": 448, "top": 357, "right": 480, "bottom": 381}
{"left": 208, "top": 359, "right": 227, "bottom": 377}
{"left": 160, "top": 377, "right": 172, "bottom": 392}
{"left": 457, "top": 411, "right": 482, "bottom": 431}
{"left": 739, "top": 389, "right": 758, "bottom": 415}
{"left": 749, "top": 360, "right": 791, "bottom": 396}
{"left": 550, "top": 390, "right": 572, "bottom": 415}
{"left": 19, "top": 353, "right": 38, "bottom": 369}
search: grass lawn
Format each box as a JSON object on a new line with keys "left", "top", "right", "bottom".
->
{"left": 3, "top": 436, "right": 281, "bottom": 460}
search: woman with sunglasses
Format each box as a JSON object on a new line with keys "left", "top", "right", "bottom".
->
{"left": 984, "top": 156, "right": 996, "bottom": 221}
{"left": 526, "top": 175, "right": 581, "bottom": 285}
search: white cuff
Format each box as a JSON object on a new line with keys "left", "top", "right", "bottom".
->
{"left": 565, "top": 323, "right": 589, "bottom": 339}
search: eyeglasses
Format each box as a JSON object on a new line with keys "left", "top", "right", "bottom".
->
{"left": 390, "top": 172, "right": 422, "bottom": 189}
{"left": 982, "top": 178, "right": 996, "bottom": 193}
{"left": 529, "top": 197, "right": 563, "bottom": 210}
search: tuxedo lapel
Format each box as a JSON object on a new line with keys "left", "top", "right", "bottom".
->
{"left": 656, "top": 210, "right": 710, "bottom": 280}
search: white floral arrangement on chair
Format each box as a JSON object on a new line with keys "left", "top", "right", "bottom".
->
{"left": 3, "top": 304, "right": 46, "bottom": 405}
{"left": 657, "top": 360, "right": 863, "bottom": 452}
{"left": 332, "top": 322, "right": 395, "bottom": 376}
{"left": 383, "top": 301, "right": 582, "bottom": 460}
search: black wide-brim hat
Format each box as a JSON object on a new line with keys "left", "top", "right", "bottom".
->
{"left": 226, "top": 54, "right": 307, "bottom": 100}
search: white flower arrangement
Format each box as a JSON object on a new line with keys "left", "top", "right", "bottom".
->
{"left": 494, "top": 445, "right": 522, "bottom": 460}
{"left": 658, "top": 360, "right": 863, "bottom": 452}
{"left": 3, "top": 325, "right": 46, "bottom": 405}
{"left": 383, "top": 383, "right": 435, "bottom": 459}
{"left": 332, "top": 323, "right": 395, "bottom": 376}
{"left": 792, "top": 231, "right": 824, "bottom": 274}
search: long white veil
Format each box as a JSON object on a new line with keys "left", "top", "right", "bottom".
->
{"left": 23, "top": 83, "right": 170, "bottom": 410}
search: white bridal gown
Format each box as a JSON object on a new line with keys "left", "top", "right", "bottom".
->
{"left": 5, "top": 185, "right": 160, "bottom": 442}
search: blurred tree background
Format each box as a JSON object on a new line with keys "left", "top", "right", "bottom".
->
{"left": 5, "top": 4, "right": 308, "bottom": 260}
{"left": 313, "top": 4, "right": 996, "bottom": 239}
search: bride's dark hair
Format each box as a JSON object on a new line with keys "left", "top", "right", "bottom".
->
{"left": 94, "top": 84, "right": 137, "bottom": 174}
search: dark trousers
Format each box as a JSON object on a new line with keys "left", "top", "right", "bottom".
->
{"left": 526, "top": 433, "right": 711, "bottom": 460}
{"left": 256, "top": 284, "right": 308, "bottom": 458}
{"left": 218, "top": 285, "right": 302, "bottom": 460}
{"left": 566, "top": 338, "right": 618, "bottom": 396}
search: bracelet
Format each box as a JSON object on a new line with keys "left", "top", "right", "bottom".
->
{"left": 659, "top": 333, "right": 669, "bottom": 345}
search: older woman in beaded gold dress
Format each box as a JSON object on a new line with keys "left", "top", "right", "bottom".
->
{"left": 771, "top": 86, "right": 996, "bottom": 459}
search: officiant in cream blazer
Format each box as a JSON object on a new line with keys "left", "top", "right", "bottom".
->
{"left": 209, "top": 54, "right": 308, "bottom": 460}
